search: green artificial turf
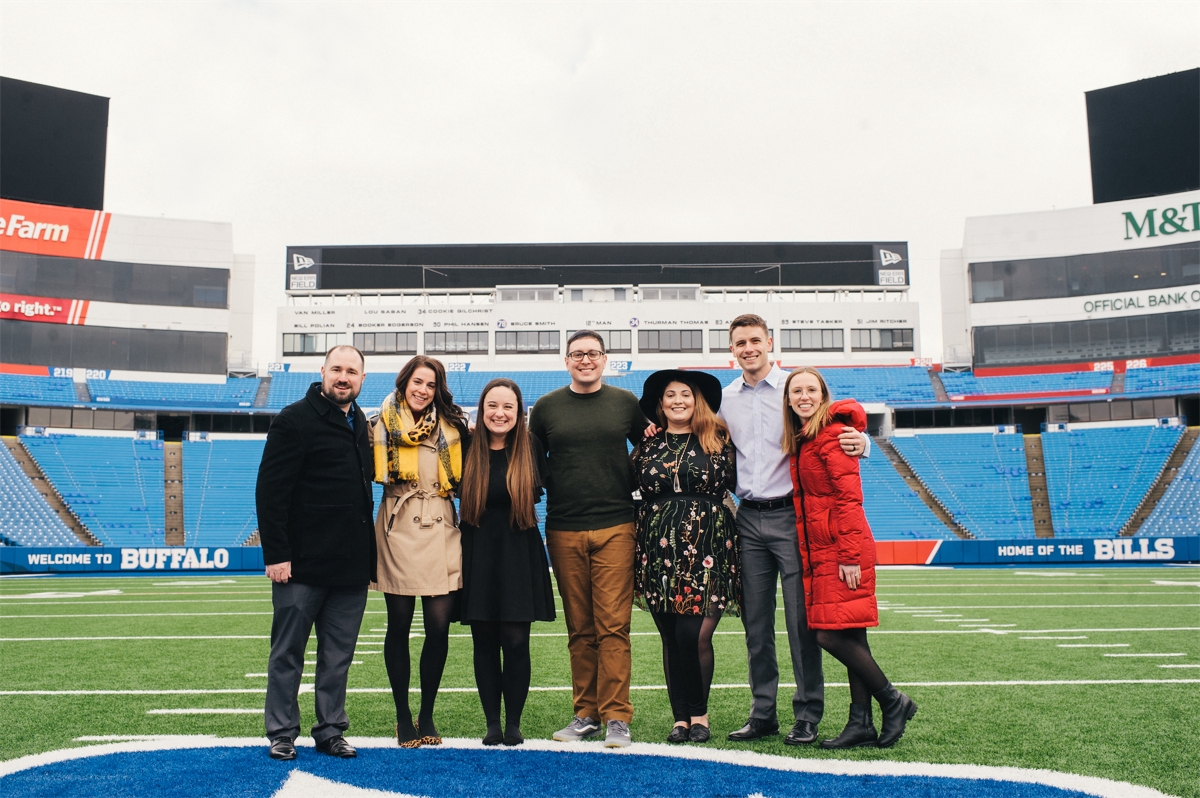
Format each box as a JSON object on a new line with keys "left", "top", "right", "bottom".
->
{"left": 1, "top": 567, "right": 1197, "bottom": 796}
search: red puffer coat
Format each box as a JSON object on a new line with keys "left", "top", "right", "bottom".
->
{"left": 789, "top": 399, "right": 878, "bottom": 629}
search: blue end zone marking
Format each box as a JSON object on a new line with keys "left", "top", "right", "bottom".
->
{"left": 0, "top": 745, "right": 1110, "bottom": 798}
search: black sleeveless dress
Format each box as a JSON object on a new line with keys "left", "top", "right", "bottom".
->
{"left": 460, "top": 438, "right": 556, "bottom": 623}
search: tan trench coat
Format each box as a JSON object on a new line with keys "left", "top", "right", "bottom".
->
{"left": 370, "top": 439, "right": 462, "bottom": 596}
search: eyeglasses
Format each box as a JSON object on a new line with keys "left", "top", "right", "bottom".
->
{"left": 567, "top": 350, "right": 605, "bottom": 362}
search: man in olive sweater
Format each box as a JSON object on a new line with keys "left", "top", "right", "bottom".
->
{"left": 530, "top": 330, "right": 647, "bottom": 748}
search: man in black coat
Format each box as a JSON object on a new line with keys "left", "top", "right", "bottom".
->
{"left": 256, "top": 345, "right": 376, "bottom": 760}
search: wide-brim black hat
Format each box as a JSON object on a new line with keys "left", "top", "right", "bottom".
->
{"left": 639, "top": 369, "right": 724, "bottom": 422}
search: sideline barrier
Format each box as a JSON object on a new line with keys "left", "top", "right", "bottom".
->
{"left": 877, "top": 536, "right": 1200, "bottom": 565}
{"left": 0, "top": 546, "right": 265, "bottom": 574}
{"left": 1, "top": 538, "right": 1195, "bottom": 573}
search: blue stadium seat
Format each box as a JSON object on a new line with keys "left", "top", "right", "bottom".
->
{"left": 1138, "top": 438, "right": 1200, "bottom": 536}
{"left": 182, "top": 439, "right": 267, "bottom": 546}
{"left": 0, "top": 374, "right": 78, "bottom": 406}
{"left": 88, "top": 377, "right": 260, "bottom": 409}
{"left": 891, "top": 432, "right": 1034, "bottom": 538}
{"left": 1123, "top": 363, "right": 1200, "bottom": 397}
{"left": 1042, "top": 424, "right": 1184, "bottom": 537}
{"left": 940, "top": 370, "right": 1112, "bottom": 398}
{"left": 857, "top": 449, "right": 955, "bottom": 540}
{"left": 22, "top": 435, "right": 166, "bottom": 546}
{"left": 0, "top": 443, "right": 81, "bottom": 547}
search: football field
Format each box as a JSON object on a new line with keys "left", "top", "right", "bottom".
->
{"left": 1, "top": 566, "right": 1198, "bottom": 797}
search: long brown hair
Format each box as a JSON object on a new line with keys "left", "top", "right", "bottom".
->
{"left": 393, "top": 355, "right": 467, "bottom": 430}
{"left": 458, "top": 378, "right": 540, "bottom": 530}
{"left": 781, "top": 367, "right": 833, "bottom": 454}
{"left": 654, "top": 380, "right": 729, "bottom": 455}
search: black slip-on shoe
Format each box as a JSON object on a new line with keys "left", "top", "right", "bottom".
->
{"left": 268, "top": 737, "right": 296, "bottom": 760}
{"left": 316, "top": 735, "right": 357, "bottom": 758}
{"left": 727, "top": 718, "right": 779, "bottom": 741}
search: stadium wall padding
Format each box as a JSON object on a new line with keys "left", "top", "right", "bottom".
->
{"left": 1, "top": 538, "right": 1196, "bottom": 573}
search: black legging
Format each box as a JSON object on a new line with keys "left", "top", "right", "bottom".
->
{"left": 815, "top": 627, "right": 888, "bottom": 706}
{"left": 470, "top": 621, "right": 532, "bottom": 732}
{"left": 651, "top": 611, "right": 722, "bottom": 721}
{"left": 383, "top": 592, "right": 457, "bottom": 738}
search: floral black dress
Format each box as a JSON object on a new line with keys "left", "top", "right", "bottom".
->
{"left": 633, "top": 432, "right": 740, "bottom": 617}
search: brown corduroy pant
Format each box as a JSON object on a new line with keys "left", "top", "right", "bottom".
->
{"left": 546, "top": 523, "right": 636, "bottom": 723}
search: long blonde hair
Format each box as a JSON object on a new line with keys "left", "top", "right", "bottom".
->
{"left": 655, "top": 381, "right": 729, "bottom": 455}
{"left": 458, "top": 379, "right": 540, "bottom": 530}
{"left": 781, "top": 367, "right": 833, "bottom": 454}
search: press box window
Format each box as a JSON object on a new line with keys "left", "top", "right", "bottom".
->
{"left": 282, "top": 333, "right": 346, "bottom": 356}
{"left": 850, "top": 329, "right": 913, "bottom": 351}
{"left": 638, "top": 329, "right": 703, "bottom": 353}
{"left": 353, "top": 332, "right": 417, "bottom": 355}
{"left": 640, "top": 287, "right": 697, "bottom": 301}
{"left": 496, "top": 331, "right": 561, "bottom": 353}
{"left": 498, "top": 288, "right": 557, "bottom": 302}
{"left": 567, "top": 329, "right": 631, "bottom": 353}
{"left": 710, "top": 328, "right": 774, "bottom": 352}
{"left": 780, "top": 329, "right": 844, "bottom": 352}
{"left": 425, "top": 332, "right": 488, "bottom": 353}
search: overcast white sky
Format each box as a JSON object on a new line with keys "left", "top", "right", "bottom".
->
{"left": 2, "top": 1, "right": 1197, "bottom": 366}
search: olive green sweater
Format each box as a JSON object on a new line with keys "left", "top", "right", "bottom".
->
{"left": 529, "top": 384, "right": 647, "bottom": 531}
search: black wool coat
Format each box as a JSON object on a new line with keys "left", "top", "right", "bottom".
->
{"left": 256, "top": 382, "right": 377, "bottom": 586}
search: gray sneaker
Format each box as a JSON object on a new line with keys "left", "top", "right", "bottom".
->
{"left": 553, "top": 715, "right": 602, "bottom": 741}
{"left": 604, "top": 720, "right": 631, "bottom": 748}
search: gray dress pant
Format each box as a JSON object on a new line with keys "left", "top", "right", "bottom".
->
{"left": 737, "top": 504, "right": 824, "bottom": 724}
{"left": 265, "top": 581, "right": 368, "bottom": 743}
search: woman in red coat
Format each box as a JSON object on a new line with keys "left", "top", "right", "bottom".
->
{"left": 782, "top": 367, "right": 916, "bottom": 749}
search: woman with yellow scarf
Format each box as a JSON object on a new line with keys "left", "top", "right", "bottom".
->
{"left": 371, "top": 355, "right": 467, "bottom": 748}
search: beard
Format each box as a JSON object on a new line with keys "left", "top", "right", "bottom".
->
{"left": 322, "top": 379, "right": 361, "bottom": 405}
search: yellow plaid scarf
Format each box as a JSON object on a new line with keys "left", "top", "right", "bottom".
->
{"left": 372, "top": 392, "right": 462, "bottom": 496}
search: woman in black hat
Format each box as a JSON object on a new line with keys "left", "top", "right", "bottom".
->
{"left": 632, "top": 369, "right": 740, "bottom": 744}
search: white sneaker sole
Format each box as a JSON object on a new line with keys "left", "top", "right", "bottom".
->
{"left": 553, "top": 729, "right": 601, "bottom": 742}
{"left": 603, "top": 737, "right": 631, "bottom": 748}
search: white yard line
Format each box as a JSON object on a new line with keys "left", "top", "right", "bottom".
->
{"left": 145, "top": 708, "right": 260, "bottom": 714}
{"left": 1020, "top": 636, "right": 1087, "bottom": 640}
{"left": 1058, "top": 644, "right": 1129, "bottom": 648}
{"left": 936, "top": 618, "right": 986, "bottom": 622}
{"left": 4, "top": 678, "right": 1199, "bottom": 697}
{"left": 1103, "top": 653, "right": 1187, "bottom": 658}
{"left": 1158, "top": 664, "right": 1200, "bottom": 668}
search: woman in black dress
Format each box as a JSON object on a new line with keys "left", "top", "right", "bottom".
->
{"left": 633, "top": 369, "right": 739, "bottom": 744}
{"left": 458, "top": 378, "right": 555, "bottom": 746}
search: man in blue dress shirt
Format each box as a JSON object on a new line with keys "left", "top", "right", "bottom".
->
{"left": 718, "top": 314, "right": 869, "bottom": 745}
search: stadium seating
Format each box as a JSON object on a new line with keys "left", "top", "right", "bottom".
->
{"left": 21, "top": 434, "right": 166, "bottom": 546}
{"left": 857, "top": 449, "right": 956, "bottom": 540}
{"left": 1041, "top": 424, "right": 1184, "bottom": 536}
{"left": 891, "top": 432, "right": 1034, "bottom": 538}
{"left": 88, "top": 377, "right": 260, "bottom": 409}
{"left": 1138, "top": 440, "right": 1200, "bottom": 536}
{"left": 182, "top": 439, "right": 266, "bottom": 546}
{"left": 0, "top": 374, "right": 78, "bottom": 406}
{"left": 816, "top": 367, "right": 939, "bottom": 406}
{"left": 1123, "top": 363, "right": 1200, "bottom": 397}
{"left": 940, "top": 370, "right": 1112, "bottom": 398}
{"left": 0, "top": 444, "right": 81, "bottom": 547}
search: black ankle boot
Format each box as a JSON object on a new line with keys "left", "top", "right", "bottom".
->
{"left": 819, "top": 704, "right": 878, "bottom": 749}
{"left": 873, "top": 682, "right": 917, "bottom": 748}
{"left": 483, "top": 721, "right": 503, "bottom": 746}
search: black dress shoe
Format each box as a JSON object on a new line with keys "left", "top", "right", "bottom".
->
{"left": 727, "top": 718, "right": 779, "bottom": 741}
{"left": 688, "top": 723, "right": 711, "bottom": 743}
{"left": 268, "top": 737, "right": 296, "bottom": 760}
{"left": 667, "top": 725, "right": 690, "bottom": 744}
{"left": 316, "top": 735, "right": 357, "bottom": 758}
{"left": 784, "top": 720, "right": 818, "bottom": 746}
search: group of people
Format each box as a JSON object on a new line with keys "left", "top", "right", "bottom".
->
{"left": 255, "top": 314, "right": 916, "bottom": 761}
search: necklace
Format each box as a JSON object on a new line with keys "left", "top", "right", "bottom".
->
{"left": 667, "top": 432, "right": 692, "bottom": 493}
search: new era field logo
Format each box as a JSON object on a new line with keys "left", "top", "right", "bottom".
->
{"left": 292, "top": 254, "right": 315, "bottom": 270}
{"left": 879, "top": 249, "right": 902, "bottom": 266}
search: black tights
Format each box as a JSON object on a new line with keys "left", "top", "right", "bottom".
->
{"left": 470, "top": 621, "right": 532, "bottom": 734}
{"left": 651, "top": 611, "right": 722, "bottom": 722}
{"left": 384, "top": 592, "right": 457, "bottom": 739}
{"left": 815, "top": 627, "right": 888, "bottom": 707}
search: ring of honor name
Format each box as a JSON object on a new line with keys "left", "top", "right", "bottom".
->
{"left": 0, "top": 738, "right": 1169, "bottom": 798}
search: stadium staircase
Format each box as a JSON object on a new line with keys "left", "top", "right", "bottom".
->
{"left": 1121, "top": 426, "right": 1200, "bottom": 536}
{"left": 253, "top": 377, "right": 272, "bottom": 408}
{"left": 74, "top": 382, "right": 91, "bottom": 403}
{"left": 1022, "top": 435, "right": 1055, "bottom": 538}
{"left": 164, "top": 442, "right": 185, "bottom": 545}
{"left": 929, "top": 372, "right": 950, "bottom": 402}
{"left": 1110, "top": 371, "right": 1125, "bottom": 394}
{"left": 874, "top": 438, "right": 969, "bottom": 538}
{"left": 3, "top": 437, "right": 98, "bottom": 545}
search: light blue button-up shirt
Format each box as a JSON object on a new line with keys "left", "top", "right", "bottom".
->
{"left": 718, "top": 363, "right": 868, "bottom": 501}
